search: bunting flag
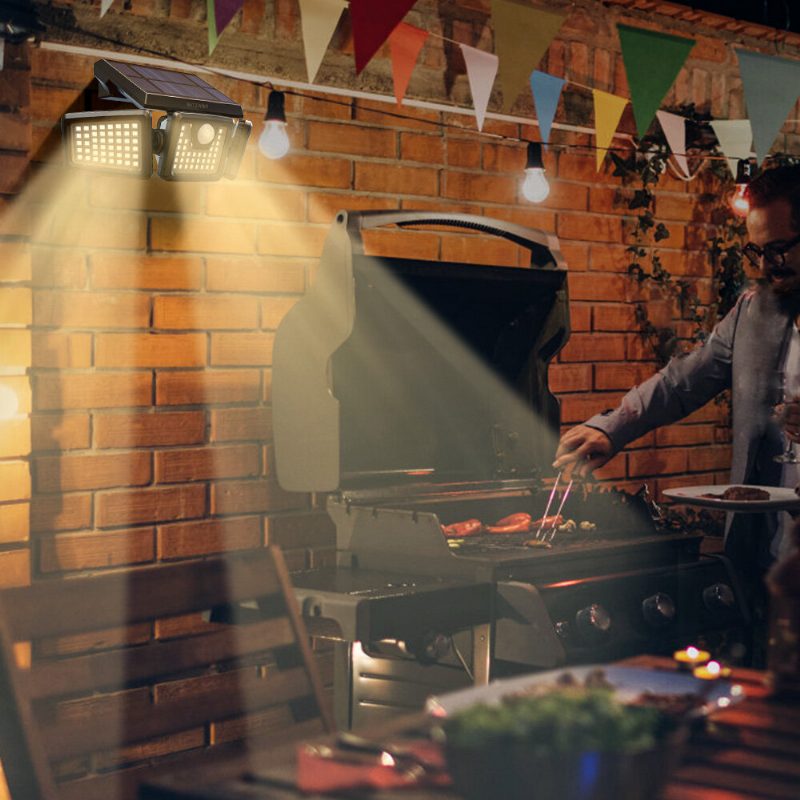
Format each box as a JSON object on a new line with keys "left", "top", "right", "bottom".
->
{"left": 617, "top": 24, "right": 695, "bottom": 138}
{"left": 530, "top": 71, "right": 564, "bottom": 148}
{"left": 299, "top": 0, "right": 348, "bottom": 83}
{"left": 207, "top": 0, "right": 220, "bottom": 54}
{"left": 492, "top": 0, "right": 566, "bottom": 113}
{"left": 100, "top": 0, "right": 114, "bottom": 17}
{"left": 214, "top": 0, "right": 244, "bottom": 43}
{"left": 656, "top": 110, "right": 689, "bottom": 178}
{"left": 737, "top": 49, "right": 800, "bottom": 165}
{"left": 0, "top": 40, "right": 4, "bottom": 72}
{"left": 710, "top": 119, "right": 753, "bottom": 178}
{"left": 389, "top": 23, "right": 428, "bottom": 105}
{"left": 460, "top": 44, "right": 499, "bottom": 132}
{"left": 350, "top": 0, "right": 417, "bottom": 75}
{"left": 593, "top": 89, "right": 628, "bottom": 171}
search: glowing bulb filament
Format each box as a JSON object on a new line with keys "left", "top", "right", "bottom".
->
{"left": 730, "top": 184, "right": 749, "bottom": 217}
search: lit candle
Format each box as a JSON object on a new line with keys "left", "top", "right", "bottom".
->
{"left": 673, "top": 646, "right": 711, "bottom": 670}
{"left": 693, "top": 660, "right": 732, "bottom": 680}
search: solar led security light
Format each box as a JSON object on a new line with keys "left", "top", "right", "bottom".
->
{"left": 62, "top": 60, "right": 252, "bottom": 181}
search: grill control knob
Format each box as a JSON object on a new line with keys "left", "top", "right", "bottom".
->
{"left": 575, "top": 604, "right": 611, "bottom": 643}
{"left": 703, "top": 583, "right": 735, "bottom": 612}
{"left": 642, "top": 593, "right": 676, "bottom": 627}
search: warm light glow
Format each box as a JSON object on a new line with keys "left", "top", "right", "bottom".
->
{"left": 259, "top": 120, "right": 290, "bottom": 160}
{"left": 522, "top": 167, "right": 550, "bottom": 203}
{"left": 730, "top": 184, "right": 749, "bottom": 217}
{"left": 0, "top": 384, "right": 19, "bottom": 420}
{"left": 693, "top": 660, "right": 731, "bottom": 680}
{"left": 673, "top": 646, "right": 710, "bottom": 668}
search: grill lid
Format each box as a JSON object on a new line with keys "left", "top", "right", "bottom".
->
{"left": 273, "top": 211, "right": 570, "bottom": 492}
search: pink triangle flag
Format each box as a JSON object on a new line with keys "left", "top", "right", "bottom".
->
{"left": 389, "top": 22, "right": 428, "bottom": 105}
{"left": 656, "top": 110, "right": 689, "bottom": 178}
{"left": 299, "top": 0, "right": 348, "bottom": 83}
{"left": 214, "top": 0, "right": 244, "bottom": 40}
{"left": 350, "top": 0, "right": 417, "bottom": 75}
{"left": 592, "top": 89, "right": 628, "bottom": 171}
{"left": 460, "top": 44, "right": 499, "bottom": 132}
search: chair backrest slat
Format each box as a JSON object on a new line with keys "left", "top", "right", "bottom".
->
{"left": 0, "top": 546, "right": 333, "bottom": 800}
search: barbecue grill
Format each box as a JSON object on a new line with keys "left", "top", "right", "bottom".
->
{"left": 273, "top": 211, "right": 749, "bottom": 729}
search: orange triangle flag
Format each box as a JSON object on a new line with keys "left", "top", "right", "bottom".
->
{"left": 389, "top": 22, "right": 428, "bottom": 105}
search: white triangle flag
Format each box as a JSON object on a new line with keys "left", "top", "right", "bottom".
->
{"left": 460, "top": 44, "right": 498, "bottom": 132}
{"left": 299, "top": 0, "right": 347, "bottom": 83}
{"left": 656, "top": 111, "right": 689, "bottom": 178}
{"left": 710, "top": 119, "right": 754, "bottom": 179}
{"left": 100, "top": 0, "right": 115, "bottom": 17}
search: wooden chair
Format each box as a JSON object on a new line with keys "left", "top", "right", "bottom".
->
{"left": 0, "top": 546, "right": 334, "bottom": 800}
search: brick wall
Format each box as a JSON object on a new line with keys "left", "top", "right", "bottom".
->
{"left": 3, "top": 0, "right": 800, "bottom": 581}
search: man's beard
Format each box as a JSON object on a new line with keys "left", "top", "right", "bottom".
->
{"left": 755, "top": 277, "right": 800, "bottom": 315}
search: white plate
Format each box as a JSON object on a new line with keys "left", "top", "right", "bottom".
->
{"left": 662, "top": 484, "right": 800, "bottom": 511}
{"left": 425, "top": 664, "right": 743, "bottom": 719}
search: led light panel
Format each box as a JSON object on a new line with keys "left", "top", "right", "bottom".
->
{"left": 157, "top": 113, "right": 235, "bottom": 181}
{"left": 62, "top": 110, "right": 153, "bottom": 177}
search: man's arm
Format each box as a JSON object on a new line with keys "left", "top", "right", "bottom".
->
{"left": 554, "top": 292, "right": 748, "bottom": 475}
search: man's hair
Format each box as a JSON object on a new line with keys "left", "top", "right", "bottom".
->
{"left": 746, "top": 164, "right": 800, "bottom": 231}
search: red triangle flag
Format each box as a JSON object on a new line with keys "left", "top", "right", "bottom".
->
{"left": 350, "top": 0, "right": 417, "bottom": 74}
{"left": 389, "top": 22, "right": 428, "bottom": 104}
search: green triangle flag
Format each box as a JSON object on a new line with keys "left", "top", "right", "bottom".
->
{"left": 207, "top": 0, "right": 220, "bottom": 54}
{"left": 492, "top": 0, "right": 566, "bottom": 113}
{"left": 617, "top": 23, "right": 694, "bottom": 138}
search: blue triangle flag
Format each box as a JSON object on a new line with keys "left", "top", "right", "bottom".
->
{"left": 530, "top": 71, "right": 565, "bottom": 148}
{"left": 737, "top": 49, "right": 800, "bottom": 164}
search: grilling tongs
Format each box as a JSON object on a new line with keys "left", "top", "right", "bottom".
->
{"left": 534, "top": 471, "right": 574, "bottom": 541}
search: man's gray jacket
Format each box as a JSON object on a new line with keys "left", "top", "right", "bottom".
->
{"left": 584, "top": 286, "right": 794, "bottom": 581}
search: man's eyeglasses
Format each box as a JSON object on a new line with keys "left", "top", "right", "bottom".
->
{"left": 742, "top": 232, "right": 800, "bottom": 269}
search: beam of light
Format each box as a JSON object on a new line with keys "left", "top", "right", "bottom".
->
{"left": 0, "top": 383, "right": 19, "bottom": 420}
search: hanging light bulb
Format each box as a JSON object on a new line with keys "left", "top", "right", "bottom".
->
{"left": 258, "top": 89, "right": 290, "bottom": 160}
{"left": 730, "top": 158, "right": 753, "bottom": 217}
{"left": 522, "top": 142, "right": 550, "bottom": 203}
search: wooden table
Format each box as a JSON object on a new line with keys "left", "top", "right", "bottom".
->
{"left": 141, "top": 655, "right": 800, "bottom": 800}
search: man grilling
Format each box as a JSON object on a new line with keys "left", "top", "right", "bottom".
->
{"left": 553, "top": 164, "right": 800, "bottom": 661}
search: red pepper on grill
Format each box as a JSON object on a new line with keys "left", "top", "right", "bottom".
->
{"left": 485, "top": 512, "right": 532, "bottom": 534}
{"left": 441, "top": 518, "right": 484, "bottom": 538}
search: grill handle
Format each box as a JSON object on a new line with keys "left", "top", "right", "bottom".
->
{"left": 340, "top": 210, "right": 565, "bottom": 269}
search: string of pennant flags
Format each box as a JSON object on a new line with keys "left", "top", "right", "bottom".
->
{"left": 95, "top": 0, "right": 800, "bottom": 176}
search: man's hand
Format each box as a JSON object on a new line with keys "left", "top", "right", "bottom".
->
{"left": 553, "top": 425, "right": 615, "bottom": 478}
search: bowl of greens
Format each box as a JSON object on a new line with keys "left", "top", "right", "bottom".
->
{"left": 438, "top": 685, "right": 687, "bottom": 800}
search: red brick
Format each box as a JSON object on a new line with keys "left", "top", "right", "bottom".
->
{"left": 0, "top": 242, "right": 31, "bottom": 282}
{"left": 261, "top": 298, "right": 298, "bottom": 330}
{"left": 206, "top": 184, "right": 306, "bottom": 221}
{"left": 360, "top": 229, "right": 440, "bottom": 261}
{"left": 32, "top": 332, "right": 91, "bottom": 368}
{"left": 30, "top": 493, "right": 91, "bottom": 533}
{"left": 257, "top": 223, "right": 327, "bottom": 257}
{"left": 0, "top": 502, "right": 29, "bottom": 545}
{"left": 210, "top": 408, "right": 272, "bottom": 442}
{"left": 257, "top": 153, "right": 352, "bottom": 189}
{"left": 40, "top": 528, "right": 155, "bottom": 573}
{"left": 570, "top": 304, "right": 592, "bottom": 331}
{"left": 628, "top": 447, "right": 689, "bottom": 477}
{"left": 593, "top": 304, "right": 636, "bottom": 331}
{"left": 559, "top": 333, "right": 626, "bottom": 362}
{"left": 354, "top": 100, "right": 442, "bottom": 132}
{"left": 153, "top": 296, "right": 259, "bottom": 330}
{"left": 655, "top": 193, "right": 697, "bottom": 222}
{"left": 96, "top": 485, "right": 206, "bottom": 528}
{"left": 440, "top": 236, "right": 520, "bottom": 267}
{"left": 307, "top": 193, "right": 398, "bottom": 224}
{"left": 558, "top": 213, "right": 622, "bottom": 243}
{"left": 206, "top": 257, "right": 305, "bottom": 294}
{"left": 594, "top": 363, "right": 652, "bottom": 390}
{"left": 442, "top": 171, "right": 515, "bottom": 205}
{"left": 34, "top": 373, "right": 152, "bottom": 411}
{"left": 685, "top": 445, "right": 732, "bottom": 472}
{"left": 31, "top": 249, "right": 87, "bottom": 289}
{"left": 34, "top": 291, "right": 150, "bottom": 329}
{"left": 150, "top": 219, "right": 257, "bottom": 255}
{"left": 88, "top": 175, "right": 205, "bottom": 215}
{"left": 91, "top": 254, "right": 203, "bottom": 291}
{"left": 35, "top": 452, "right": 151, "bottom": 493}
{"left": 96, "top": 334, "right": 206, "bottom": 368}
{"left": 549, "top": 364, "right": 592, "bottom": 393}
{"left": 0, "top": 549, "right": 29, "bottom": 588}
{"left": 0, "top": 460, "right": 29, "bottom": 503}
{"left": 211, "top": 479, "right": 309, "bottom": 515}
{"left": 355, "top": 162, "right": 439, "bottom": 197}
{"left": 0, "top": 153, "right": 28, "bottom": 193}
{"left": 559, "top": 393, "right": 625, "bottom": 424}
{"left": 155, "top": 444, "right": 260, "bottom": 483}
{"left": 568, "top": 272, "right": 628, "bottom": 301}
{"left": 0, "top": 287, "right": 31, "bottom": 324}
{"left": 0, "top": 418, "right": 29, "bottom": 459}
{"left": 400, "top": 132, "right": 445, "bottom": 165}
{"left": 446, "top": 138, "right": 481, "bottom": 169}
{"left": 44, "top": 209, "right": 146, "bottom": 250}
{"left": 94, "top": 411, "right": 205, "bottom": 449}
{"left": 155, "top": 370, "right": 261, "bottom": 405}
{"left": 158, "top": 514, "right": 264, "bottom": 560}
{"left": 210, "top": 333, "right": 274, "bottom": 366}
{"left": 589, "top": 244, "right": 632, "bottom": 273}
{"left": 309, "top": 121, "right": 396, "bottom": 158}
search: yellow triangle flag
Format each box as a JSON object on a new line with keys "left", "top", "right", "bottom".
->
{"left": 592, "top": 89, "right": 628, "bottom": 171}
